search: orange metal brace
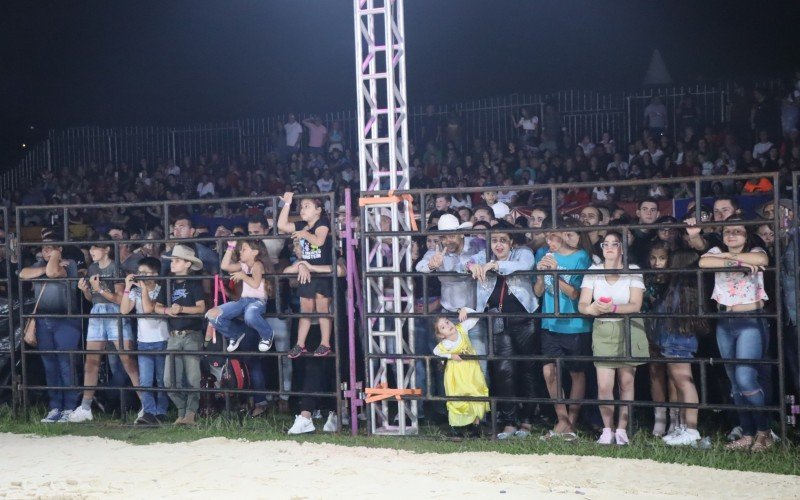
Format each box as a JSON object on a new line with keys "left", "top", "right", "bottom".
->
{"left": 364, "top": 383, "right": 422, "bottom": 404}
{"left": 358, "top": 190, "right": 418, "bottom": 231}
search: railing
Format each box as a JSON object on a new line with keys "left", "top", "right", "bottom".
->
{"left": 9, "top": 193, "right": 345, "bottom": 426}
{"left": 3, "top": 79, "right": 784, "bottom": 196}
{"left": 3, "top": 175, "right": 798, "bottom": 442}
{"left": 360, "top": 172, "right": 796, "bottom": 440}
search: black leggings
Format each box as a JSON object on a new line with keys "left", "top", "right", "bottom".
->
{"left": 491, "top": 320, "right": 537, "bottom": 427}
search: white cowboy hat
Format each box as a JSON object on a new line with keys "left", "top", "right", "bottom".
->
{"left": 163, "top": 244, "right": 203, "bottom": 271}
{"left": 437, "top": 213, "right": 472, "bottom": 231}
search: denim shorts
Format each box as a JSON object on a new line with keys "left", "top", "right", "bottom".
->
{"left": 658, "top": 331, "right": 698, "bottom": 359}
{"left": 86, "top": 303, "right": 133, "bottom": 342}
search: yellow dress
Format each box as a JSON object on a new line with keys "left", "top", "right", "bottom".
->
{"left": 435, "top": 324, "right": 490, "bottom": 427}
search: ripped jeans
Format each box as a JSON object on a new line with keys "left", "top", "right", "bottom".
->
{"left": 716, "top": 315, "right": 770, "bottom": 435}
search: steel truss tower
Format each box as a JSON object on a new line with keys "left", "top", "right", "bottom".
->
{"left": 353, "top": 0, "right": 417, "bottom": 435}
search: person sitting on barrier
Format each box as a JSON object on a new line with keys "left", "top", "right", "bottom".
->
{"left": 433, "top": 308, "right": 489, "bottom": 437}
{"left": 20, "top": 236, "right": 83, "bottom": 423}
{"left": 120, "top": 257, "right": 170, "bottom": 426}
{"left": 206, "top": 239, "right": 274, "bottom": 353}
{"left": 578, "top": 231, "right": 649, "bottom": 445}
{"left": 534, "top": 217, "right": 593, "bottom": 441}
{"left": 699, "top": 218, "right": 772, "bottom": 451}
{"left": 69, "top": 236, "right": 143, "bottom": 423}
{"left": 464, "top": 220, "right": 538, "bottom": 439}
{"left": 156, "top": 244, "right": 207, "bottom": 425}
{"left": 277, "top": 192, "right": 335, "bottom": 358}
{"left": 652, "top": 249, "right": 708, "bottom": 446}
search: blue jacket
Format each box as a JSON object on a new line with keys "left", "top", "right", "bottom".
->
{"left": 465, "top": 246, "right": 539, "bottom": 313}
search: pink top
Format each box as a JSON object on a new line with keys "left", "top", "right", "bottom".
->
{"left": 240, "top": 262, "right": 266, "bottom": 300}
{"left": 306, "top": 123, "right": 328, "bottom": 148}
{"left": 704, "top": 247, "right": 769, "bottom": 306}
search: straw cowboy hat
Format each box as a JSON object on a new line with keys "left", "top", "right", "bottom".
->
{"left": 163, "top": 244, "right": 203, "bottom": 271}
{"left": 437, "top": 213, "right": 473, "bottom": 231}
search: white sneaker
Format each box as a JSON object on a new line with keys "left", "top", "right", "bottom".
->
{"left": 57, "top": 410, "right": 73, "bottom": 423}
{"left": 287, "top": 414, "right": 315, "bottom": 435}
{"left": 258, "top": 338, "right": 273, "bottom": 352}
{"left": 137, "top": 408, "right": 144, "bottom": 419}
{"left": 227, "top": 333, "right": 246, "bottom": 353}
{"left": 67, "top": 406, "right": 94, "bottom": 423}
{"left": 662, "top": 424, "right": 685, "bottom": 442}
{"left": 666, "top": 427, "right": 701, "bottom": 446}
{"left": 323, "top": 411, "right": 338, "bottom": 432}
{"left": 40, "top": 409, "right": 61, "bottom": 423}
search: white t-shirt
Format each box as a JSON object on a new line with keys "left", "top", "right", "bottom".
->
{"left": 497, "top": 191, "right": 517, "bottom": 204}
{"left": 592, "top": 186, "right": 614, "bottom": 201}
{"left": 703, "top": 247, "right": 769, "bottom": 306}
{"left": 285, "top": 121, "right": 303, "bottom": 147}
{"left": 753, "top": 141, "right": 773, "bottom": 159}
{"left": 581, "top": 264, "right": 644, "bottom": 322}
{"left": 518, "top": 116, "right": 539, "bottom": 131}
{"left": 197, "top": 182, "right": 215, "bottom": 197}
{"left": 129, "top": 285, "right": 169, "bottom": 342}
{"left": 317, "top": 178, "right": 334, "bottom": 192}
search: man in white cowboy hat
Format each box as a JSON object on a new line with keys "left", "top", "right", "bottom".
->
{"left": 416, "top": 213, "right": 488, "bottom": 378}
{"left": 156, "top": 244, "right": 206, "bottom": 425}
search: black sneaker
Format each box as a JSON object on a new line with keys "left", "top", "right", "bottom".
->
{"left": 154, "top": 414, "right": 169, "bottom": 425}
{"left": 135, "top": 412, "right": 160, "bottom": 426}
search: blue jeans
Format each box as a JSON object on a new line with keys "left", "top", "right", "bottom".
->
{"left": 716, "top": 316, "right": 770, "bottom": 435}
{"left": 36, "top": 318, "right": 81, "bottom": 411}
{"left": 137, "top": 341, "right": 169, "bottom": 415}
{"left": 207, "top": 298, "right": 273, "bottom": 342}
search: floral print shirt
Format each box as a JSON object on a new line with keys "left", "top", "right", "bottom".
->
{"left": 704, "top": 247, "right": 769, "bottom": 307}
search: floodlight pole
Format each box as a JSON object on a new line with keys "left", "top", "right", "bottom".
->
{"left": 353, "top": 0, "right": 417, "bottom": 435}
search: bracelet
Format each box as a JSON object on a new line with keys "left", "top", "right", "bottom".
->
{"left": 123, "top": 290, "right": 130, "bottom": 295}
{"left": 227, "top": 244, "right": 236, "bottom": 250}
{"left": 612, "top": 304, "right": 618, "bottom": 313}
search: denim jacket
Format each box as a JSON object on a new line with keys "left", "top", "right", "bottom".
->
{"left": 416, "top": 246, "right": 479, "bottom": 312}
{"left": 464, "top": 246, "right": 539, "bottom": 313}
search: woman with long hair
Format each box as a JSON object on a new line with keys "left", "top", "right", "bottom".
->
{"left": 578, "top": 231, "right": 649, "bottom": 445}
{"left": 699, "top": 218, "right": 771, "bottom": 451}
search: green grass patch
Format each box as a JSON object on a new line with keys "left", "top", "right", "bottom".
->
{"left": 2, "top": 406, "right": 798, "bottom": 476}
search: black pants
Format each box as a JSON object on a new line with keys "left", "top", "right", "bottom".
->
{"left": 491, "top": 320, "right": 537, "bottom": 427}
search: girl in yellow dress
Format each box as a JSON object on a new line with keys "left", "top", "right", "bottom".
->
{"left": 433, "top": 307, "right": 489, "bottom": 435}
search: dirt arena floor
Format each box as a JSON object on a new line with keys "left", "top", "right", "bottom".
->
{"left": 0, "top": 433, "right": 797, "bottom": 499}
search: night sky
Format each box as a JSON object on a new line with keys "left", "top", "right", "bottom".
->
{"left": 2, "top": 0, "right": 799, "bottom": 167}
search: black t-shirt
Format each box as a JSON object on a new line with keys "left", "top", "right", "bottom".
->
{"left": 156, "top": 278, "right": 204, "bottom": 332}
{"left": 487, "top": 276, "right": 525, "bottom": 314}
{"left": 294, "top": 217, "right": 332, "bottom": 266}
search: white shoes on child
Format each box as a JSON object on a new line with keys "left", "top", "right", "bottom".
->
{"left": 227, "top": 334, "right": 246, "bottom": 353}
{"left": 288, "top": 414, "right": 315, "bottom": 435}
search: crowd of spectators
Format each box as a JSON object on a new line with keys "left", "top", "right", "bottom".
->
{"left": 1, "top": 74, "right": 799, "bottom": 445}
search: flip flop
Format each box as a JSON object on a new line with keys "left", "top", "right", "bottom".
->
{"left": 539, "top": 430, "right": 558, "bottom": 441}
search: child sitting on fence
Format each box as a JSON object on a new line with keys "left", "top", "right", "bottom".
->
{"left": 433, "top": 307, "right": 489, "bottom": 436}
{"left": 206, "top": 239, "right": 274, "bottom": 353}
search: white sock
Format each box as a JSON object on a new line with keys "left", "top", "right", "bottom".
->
{"left": 652, "top": 407, "right": 667, "bottom": 436}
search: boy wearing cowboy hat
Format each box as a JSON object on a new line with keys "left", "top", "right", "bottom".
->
{"left": 156, "top": 244, "right": 206, "bottom": 425}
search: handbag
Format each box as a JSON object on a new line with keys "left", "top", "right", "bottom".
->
{"left": 204, "top": 274, "right": 227, "bottom": 343}
{"left": 23, "top": 283, "right": 47, "bottom": 347}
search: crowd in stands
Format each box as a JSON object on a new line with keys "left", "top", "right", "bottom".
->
{"left": 1, "top": 73, "right": 800, "bottom": 448}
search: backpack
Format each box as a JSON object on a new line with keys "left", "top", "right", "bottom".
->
{"left": 220, "top": 358, "right": 251, "bottom": 392}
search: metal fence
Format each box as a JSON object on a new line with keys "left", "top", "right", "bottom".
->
{"left": 360, "top": 172, "right": 796, "bottom": 441}
{"left": 8, "top": 193, "right": 345, "bottom": 426}
{"left": 3, "top": 79, "right": 785, "bottom": 196}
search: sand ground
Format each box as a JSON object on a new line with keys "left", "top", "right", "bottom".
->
{"left": 0, "top": 433, "right": 797, "bottom": 499}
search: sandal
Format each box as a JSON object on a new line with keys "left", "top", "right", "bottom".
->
{"left": 751, "top": 431, "right": 774, "bottom": 452}
{"left": 288, "top": 345, "right": 307, "bottom": 359}
{"left": 725, "top": 435, "right": 754, "bottom": 450}
{"left": 313, "top": 345, "right": 333, "bottom": 357}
